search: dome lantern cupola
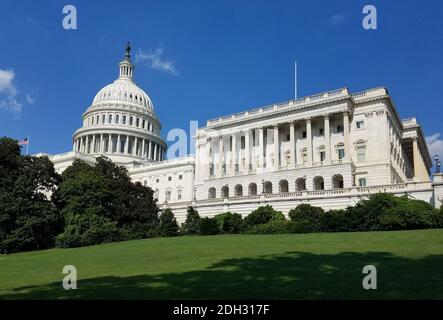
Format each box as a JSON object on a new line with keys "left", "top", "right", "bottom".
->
{"left": 119, "top": 42, "right": 134, "bottom": 80}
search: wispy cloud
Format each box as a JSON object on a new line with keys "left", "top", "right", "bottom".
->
{"left": 25, "top": 94, "right": 35, "bottom": 104}
{"left": 0, "top": 68, "right": 34, "bottom": 114}
{"left": 135, "top": 47, "right": 179, "bottom": 76}
{"left": 426, "top": 133, "right": 443, "bottom": 164}
{"left": 329, "top": 12, "right": 348, "bottom": 26}
{"left": 0, "top": 68, "right": 22, "bottom": 113}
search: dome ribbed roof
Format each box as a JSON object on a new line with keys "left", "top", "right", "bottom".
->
{"left": 92, "top": 78, "right": 154, "bottom": 114}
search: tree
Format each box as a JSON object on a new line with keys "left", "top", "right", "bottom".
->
{"left": 200, "top": 217, "right": 219, "bottom": 235}
{"left": 0, "top": 149, "right": 62, "bottom": 253}
{"left": 182, "top": 206, "right": 201, "bottom": 235}
{"left": 159, "top": 208, "right": 179, "bottom": 237}
{"left": 288, "top": 204, "right": 324, "bottom": 233}
{"left": 244, "top": 205, "right": 284, "bottom": 228}
{"left": 214, "top": 212, "right": 244, "bottom": 234}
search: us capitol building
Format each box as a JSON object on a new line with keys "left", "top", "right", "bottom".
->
{"left": 37, "top": 45, "right": 443, "bottom": 222}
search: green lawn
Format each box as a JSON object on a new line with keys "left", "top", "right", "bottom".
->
{"left": 1, "top": 229, "right": 442, "bottom": 299}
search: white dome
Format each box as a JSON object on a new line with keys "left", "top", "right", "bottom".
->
{"left": 92, "top": 78, "right": 155, "bottom": 114}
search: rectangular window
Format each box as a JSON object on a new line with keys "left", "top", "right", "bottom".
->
{"left": 357, "top": 146, "right": 366, "bottom": 162}
{"left": 319, "top": 128, "right": 324, "bottom": 136}
{"left": 337, "top": 125, "right": 343, "bottom": 133}
{"left": 286, "top": 134, "right": 290, "bottom": 141}
{"left": 302, "top": 131, "right": 307, "bottom": 139}
{"left": 168, "top": 176, "right": 172, "bottom": 181}
{"left": 302, "top": 149, "right": 308, "bottom": 163}
{"left": 338, "top": 148, "right": 345, "bottom": 160}
{"left": 166, "top": 191, "right": 171, "bottom": 201}
{"left": 178, "top": 174, "right": 183, "bottom": 180}
{"left": 320, "top": 151, "right": 325, "bottom": 162}
{"left": 359, "top": 178, "right": 367, "bottom": 187}
{"left": 177, "top": 189, "right": 182, "bottom": 200}
{"left": 356, "top": 121, "right": 365, "bottom": 129}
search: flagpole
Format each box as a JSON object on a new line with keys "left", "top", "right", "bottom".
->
{"left": 294, "top": 60, "right": 298, "bottom": 99}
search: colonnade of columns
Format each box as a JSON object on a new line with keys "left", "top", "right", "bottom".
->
{"left": 206, "top": 112, "right": 350, "bottom": 178}
{"left": 74, "top": 133, "right": 165, "bottom": 161}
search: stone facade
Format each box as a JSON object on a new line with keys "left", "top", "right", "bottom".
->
{"left": 37, "top": 48, "right": 441, "bottom": 223}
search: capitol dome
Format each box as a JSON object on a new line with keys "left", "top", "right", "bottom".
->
{"left": 72, "top": 44, "right": 167, "bottom": 165}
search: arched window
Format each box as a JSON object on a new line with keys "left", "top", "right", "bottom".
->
{"left": 264, "top": 181, "right": 272, "bottom": 194}
{"left": 108, "top": 114, "right": 112, "bottom": 124}
{"left": 332, "top": 174, "right": 344, "bottom": 189}
{"left": 234, "top": 184, "right": 243, "bottom": 197}
{"left": 279, "top": 179, "right": 289, "bottom": 193}
{"left": 208, "top": 187, "right": 216, "bottom": 199}
{"left": 221, "top": 185, "right": 229, "bottom": 198}
{"left": 248, "top": 183, "right": 257, "bottom": 196}
{"left": 102, "top": 114, "right": 106, "bottom": 124}
{"left": 295, "top": 178, "right": 306, "bottom": 191}
{"left": 313, "top": 176, "right": 325, "bottom": 190}
{"left": 123, "top": 115, "right": 127, "bottom": 125}
{"left": 115, "top": 114, "right": 120, "bottom": 124}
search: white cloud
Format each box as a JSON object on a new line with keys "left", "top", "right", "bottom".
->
{"left": 0, "top": 68, "right": 22, "bottom": 113}
{"left": 426, "top": 133, "right": 443, "bottom": 164}
{"left": 25, "top": 94, "right": 35, "bottom": 104}
{"left": 135, "top": 47, "right": 179, "bottom": 76}
{"left": 329, "top": 12, "right": 348, "bottom": 26}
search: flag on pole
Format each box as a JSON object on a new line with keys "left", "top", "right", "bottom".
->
{"left": 18, "top": 137, "right": 30, "bottom": 155}
{"left": 18, "top": 137, "right": 29, "bottom": 145}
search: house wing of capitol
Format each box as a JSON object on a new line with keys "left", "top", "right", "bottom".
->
{"left": 35, "top": 46, "right": 443, "bottom": 222}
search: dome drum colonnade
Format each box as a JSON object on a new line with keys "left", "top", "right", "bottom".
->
{"left": 72, "top": 43, "right": 166, "bottom": 163}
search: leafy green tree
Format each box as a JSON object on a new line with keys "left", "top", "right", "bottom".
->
{"left": 200, "top": 217, "right": 219, "bottom": 235}
{"left": 182, "top": 206, "right": 201, "bottom": 235}
{"left": 159, "top": 208, "right": 179, "bottom": 237}
{"left": 0, "top": 141, "right": 62, "bottom": 253}
{"left": 244, "top": 205, "right": 284, "bottom": 228}
{"left": 288, "top": 204, "right": 324, "bottom": 233}
{"left": 214, "top": 212, "right": 244, "bottom": 234}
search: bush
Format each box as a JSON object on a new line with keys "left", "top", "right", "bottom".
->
{"left": 159, "top": 209, "right": 179, "bottom": 237}
{"left": 288, "top": 204, "right": 324, "bottom": 233}
{"left": 182, "top": 206, "right": 201, "bottom": 235}
{"left": 247, "top": 220, "right": 297, "bottom": 234}
{"left": 56, "top": 210, "right": 118, "bottom": 248}
{"left": 347, "top": 193, "right": 436, "bottom": 231}
{"left": 214, "top": 212, "right": 244, "bottom": 234}
{"left": 244, "top": 205, "right": 284, "bottom": 228}
{"left": 319, "top": 209, "right": 350, "bottom": 232}
{"left": 200, "top": 217, "right": 219, "bottom": 235}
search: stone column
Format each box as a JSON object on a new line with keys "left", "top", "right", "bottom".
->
{"left": 86, "top": 135, "right": 90, "bottom": 154}
{"left": 274, "top": 125, "right": 279, "bottom": 170}
{"left": 218, "top": 136, "right": 224, "bottom": 177}
{"left": 117, "top": 134, "right": 121, "bottom": 153}
{"left": 289, "top": 122, "right": 295, "bottom": 168}
{"left": 306, "top": 118, "right": 312, "bottom": 164}
{"left": 154, "top": 143, "right": 157, "bottom": 161}
{"left": 231, "top": 134, "right": 237, "bottom": 175}
{"left": 142, "top": 139, "right": 146, "bottom": 158}
{"left": 148, "top": 140, "right": 152, "bottom": 160}
{"left": 324, "top": 114, "right": 331, "bottom": 164}
{"left": 343, "top": 112, "right": 350, "bottom": 161}
{"left": 92, "top": 135, "right": 96, "bottom": 153}
{"left": 109, "top": 134, "right": 113, "bottom": 153}
{"left": 124, "top": 135, "right": 129, "bottom": 154}
{"left": 258, "top": 128, "right": 264, "bottom": 170}
{"left": 207, "top": 139, "right": 212, "bottom": 177}
{"left": 245, "top": 130, "right": 250, "bottom": 173}
{"left": 134, "top": 137, "right": 138, "bottom": 156}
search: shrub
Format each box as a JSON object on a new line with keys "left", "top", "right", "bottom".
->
{"left": 319, "top": 209, "right": 350, "bottom": 232}
{"left": 214, "top": 212, "right": 244, "bottom": 234}
{"left": 244, "top": 205, "right": 284, "bottom": 228}
{"left": 200, "top": 217, "right": 219, "bottom": 235}
{"left": 182, "top": 206, "right": 201, "bottom": 235}
{"left": 159, "top": 208, "right": 179, "bottom": 237}
{"left": 247, "top": 220, "right": 297, "bottom": 234}
{"left": 288, "top": 204, "right": 324, "bottom": 233}
{"left": 56, "top": 210, "right": 118, "bottom": 248}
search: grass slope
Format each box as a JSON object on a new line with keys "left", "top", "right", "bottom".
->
{"left": 1, "top": 229, "right": 442, "bottom": 299}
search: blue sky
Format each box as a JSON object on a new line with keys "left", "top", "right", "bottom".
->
{"left": 0, "top": 0, "right": 442, "bottom": 163}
